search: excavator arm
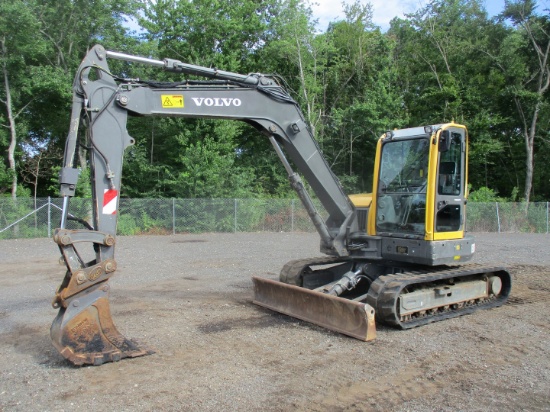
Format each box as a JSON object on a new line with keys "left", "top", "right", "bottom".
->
{"left": 52, "top": 45, "right": 365, "bottom": 365}
{"left": 59, "top": 45, "right": 355, "bottom": 253}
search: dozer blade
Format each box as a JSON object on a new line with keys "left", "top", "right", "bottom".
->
{"left": 252, "top": 276, "right": 376, "bottom": 341}
{"left": 51, "top": 282, "right": 154, "bottom": 366}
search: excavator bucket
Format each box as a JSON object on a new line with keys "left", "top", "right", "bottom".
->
{"left": 252, "top": 276, "right": 376, "bottom": 341}
{"left": 50, "top": 283, "right": 154, "bottom": 366}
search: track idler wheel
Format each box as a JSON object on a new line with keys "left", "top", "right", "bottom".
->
{"left": 50, "top": 282, "right": 154, "bottom": 366}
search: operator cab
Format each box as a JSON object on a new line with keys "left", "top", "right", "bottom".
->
{"left": 369, "top": 123, "right": 468, "bottom": 244}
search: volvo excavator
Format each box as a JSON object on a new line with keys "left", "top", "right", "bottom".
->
{"left": 51, "top": 45, "right": 511, "bottom": 365}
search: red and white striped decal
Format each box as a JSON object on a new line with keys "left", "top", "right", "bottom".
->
{"left": 103, "top": 189, "right": 118, "bottom": 215}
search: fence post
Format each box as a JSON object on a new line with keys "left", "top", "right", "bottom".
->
{"left": 47, "top": 197, "right": 51, "bottom": 237}
{"left": 234, "top": 199, "right": 238, "bottom": 233}
{"left": 496, "top": 202, "right": 501, "bottom": 233}
{"left": 291, "top": 199, "right": 295, "bottom": 232}
{"left": 172, "top": 198, "right": 176, "bottom": 235}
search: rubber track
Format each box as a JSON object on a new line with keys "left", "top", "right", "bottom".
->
{"left": 366, "top": 263, "right": 512, "bottom": 329}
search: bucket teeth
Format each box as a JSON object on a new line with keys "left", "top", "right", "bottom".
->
{"left": 50, "top": 283, "right": 153, "bottom": 366}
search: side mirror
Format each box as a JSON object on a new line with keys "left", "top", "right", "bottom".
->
{"left": 439, "top": 130, "right": 451, "bottom": 152}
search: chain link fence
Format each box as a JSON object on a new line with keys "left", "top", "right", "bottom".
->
{"left": 1, "top": 198, "right": 549, "bottom": 240}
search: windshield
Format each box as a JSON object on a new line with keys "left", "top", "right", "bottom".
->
{"left": 378, "top": 138, "right": 430, "bottom": 194}
{"left": 376, "top": 138, "right": 430, "bottom": 236}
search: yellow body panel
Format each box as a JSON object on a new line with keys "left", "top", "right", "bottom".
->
{"left": 426, "top": 123, "right": 469, "bottom": 241}
{"left": 367, "top": 138, "right": 384, "bottom": 236}
{"left": 424, "top": 129, "right": 439, "bottom": 240}
{"left": 348, "top": 193, "right": 372, "bottom": 208}
{"left": 433, "top": 231, "right": 463, "bottom": 240}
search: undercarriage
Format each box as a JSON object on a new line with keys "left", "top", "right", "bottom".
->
{"left": 253, "top": 258, "right": 511, "bottom": 339}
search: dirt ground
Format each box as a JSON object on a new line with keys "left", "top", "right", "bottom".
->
{"left": 0, "top": 232, "right": 549, "bottom": 411}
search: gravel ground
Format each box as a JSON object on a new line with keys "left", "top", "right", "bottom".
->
{"left": 0, "top": 232, "right": 549, "bottom": 411}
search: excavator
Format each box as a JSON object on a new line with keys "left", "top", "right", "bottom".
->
{"left": 51, "top": 45, "right": 511, "bottom": 365}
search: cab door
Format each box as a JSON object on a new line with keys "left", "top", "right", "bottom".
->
{"left": 434, "top": 126, "right": 467, "bottom": 239}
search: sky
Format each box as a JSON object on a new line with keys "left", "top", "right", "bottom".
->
{"left": 311, "top": 0, "right": 506, "bottom": 31}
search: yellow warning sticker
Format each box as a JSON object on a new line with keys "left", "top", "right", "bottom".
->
{"left": 161, "top": 95, "right": 184, "bottom": 108}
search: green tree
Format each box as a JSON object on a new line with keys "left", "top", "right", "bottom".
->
{"left": 261, "top": 0, "right": 324, "bottom": 135}
{"left": 323, "top": 2, "right": 406, "bottom": 191}
{"left": 389, "top": 0, "right": 496, "bottom": 123}
{"left": 1, "top": 0, "right": 141, "bottom": 199}
{"left": 0, "top": 1, "right": 47, "bottom": 198}
{"left": 125, "top": 0, "right": 288, "bottom": 198}
{"left": 388, "top": 0, "right": 528, "bottom": 197}
{"left": 498, "top": 0, "right": 550, "bottom": 203}
{"left": 140, "top": 0, "right": 279, "bottom": 72}
{"left": 123, "top": 119, "right": 260, "bottom": 198}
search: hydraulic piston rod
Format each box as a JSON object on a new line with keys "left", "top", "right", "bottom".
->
{"left": 106, "top": 50, "right": 260, "bottom": 85}
{"left": 105, "top": 50, "right": 165, "bottom": 68}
